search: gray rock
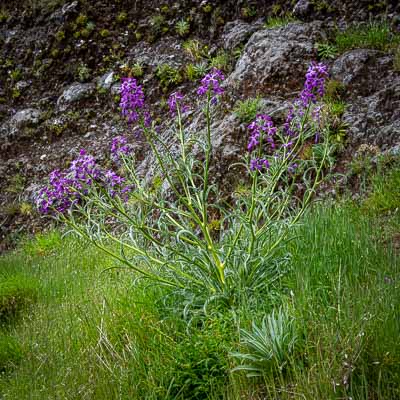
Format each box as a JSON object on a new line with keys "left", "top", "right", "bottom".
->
{"left": 331, "top": 49, "right": 393, "bottom": 96}
{"left": 225, "top": 22, "right": 325, "bottom": 97}
{"left": 0, "top": 108, "right": 42, "bottom": 139}
{"left": 11, "top": 108, "right": 42, "bottom": 128}
{"left": 111, "top": 83, "right": 121, "bottom": 96}
{"left": 344, "top": 82, "right": 400, "bottom": 148}
{"left": 97, "top": 71, "right": 115, "bottom": 90}
{"left": 57, "top": 83, "right": 95, "bottom": 109}
{"left": 221, "top": 19, "right": 264, "bottom": 50}
{"left": 293, "top": 0, "right": 312, "bottom": 18}
{"left": 15, "top": 81, "right": 30, "bottom": 91}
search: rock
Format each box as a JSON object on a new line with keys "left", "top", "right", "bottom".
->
{"left": 293, "top": 0, "right": 312, "bottom": 18}
{"left": 331, "top": 49, "right": 392, "bottom": 97}
{"left": 221, "top": 19, "right": 264, "bottom": 50}
{"left": 111, "top": 83, "right": 122, "bottom": 96}
{"left": 343, "top": 82, "right": 400, "bottom": 148}
{"left": 16, "top": 81, "right": 30, "bottom": 91}
{"left": 57, "top": 83, "right": 95, "bottom": 109}
{"left": 11, "top": 108, "right": 42, "bottom": 128}
{"left": 97, "top": 71, "right": 114, "bottom": 90}
{"left": 225, "top": 22, "right": 325, "bottom": 98}
{"left": 0, "top": 108, "right": 42, "bottom": 140}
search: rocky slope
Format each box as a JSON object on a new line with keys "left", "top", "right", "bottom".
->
{"left": 0, "top": 0, "right": 399, "bottom": 250}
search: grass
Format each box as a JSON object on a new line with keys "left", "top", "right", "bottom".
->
{"left": 318, "top": 20, "right": 400, "bottom": 60}
{"left": 0, "top": 198, "right": 398, "bottom": 398}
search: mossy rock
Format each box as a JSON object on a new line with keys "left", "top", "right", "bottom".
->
{"left": 0, "top": 275, "right": 38, "bottom": 323}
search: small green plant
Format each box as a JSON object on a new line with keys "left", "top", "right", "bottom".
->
{"left": 76, "top": 63, "right": 91, "bottom": 82}
{"left": 55, "top": 30, "right": 65, "bottom": 42}
{"left": 130, "top": 62, "right": 144, "bottom": 78}
{"left": 324, "top": 79, "right": 346, "bottom": 101}
{"left": 233, "top": 97, "right": 262, "bottom": 124}
{"left": 116, "top": 11, "right": 127, "bottom": 24}
{"left": 100, "top": 29, "right": 110, "bottom": 38}
{"left": 12, "top": 87, "right": 21, "bottom": 99}
{"left": 231, "top": 308, "right": 299, "bottom": 376}
{"left": 183, "top": 39, "right": 208, "bottom": 61}
{"left": 0, "top": 8, "right": 9, "bottom": 23}
{"left": 9, "top": 68, "right": 22, "bottom": 82}
{"left": 241, "top": 6, "right": 257, "bottom": 19}
{"left": 202, "top": 4, "right": 213, "bottom": 13}
{"left": 209, "top": 50, "right": 230, "bottom": 72}
{"left": 0, "top": 275, "right": 38, "bottom": 322}
{"left": 75, "top": 13, "right": 88, "bottom": 27}
{"left": 175, "top": 19, "right": 190, "bottom": 37}
{"left": 155, "top": 64, "right": 182, "bottom": 91}
{"left": 264, "top": 13, "right": 296, "bottom": 29}
{"left": 316, "top": 42, "right": 338, "bottom": 60}
{"left": 149, "top": 14, "right": 167, "bottom": 37}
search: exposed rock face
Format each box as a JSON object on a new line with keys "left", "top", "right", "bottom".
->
{"left": 221, "top": 20, "right": 263, "bottom": 50}
{"left": 226, "top": 22, "right": 326, "bottom": 97}
{"left": 331, "top": 49, "right": 400, "bottom": 147}
{"left": 57, "top": 83, "right": 96, "bottom": 109}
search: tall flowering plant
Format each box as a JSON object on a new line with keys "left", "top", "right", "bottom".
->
{"left": 36, "top": 63, "right": 333, "bottom": 312}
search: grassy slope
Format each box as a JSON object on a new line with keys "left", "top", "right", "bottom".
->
{"left": 0, "top": 203, "right": 398, "bottom": 400}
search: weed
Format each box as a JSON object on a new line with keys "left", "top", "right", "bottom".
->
{"left": 116, "top": 11, "right": 127, "bottom": 24}
{"left": 155, "top": 64, "right": 182, "bottom": 91}
{"left": 183, "top": 39, "right": 208, "bottom": 61}
{"left": 316, "top": 42, "right": 338, "bottom": 59}
{"left": 233, "top": 97, "right": 262, "bottom": 124}
{"left": 231, "top": 308, "right": 299, "bottom": 376}
{"left": 99, "top": 29, "right": 110, "bottom": 38}
{"left": 209, "top": 50, "right": 231, "bottom": 72}
{"left": 175, "top": 19, "right": 190, "bottom": 37}
{"left": 76, "top": 63, "right": 91, "bottom": 82}
{"left": 264, "top": 13, "right": 296, "bottom": 29}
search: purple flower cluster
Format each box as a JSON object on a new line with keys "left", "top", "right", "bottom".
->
{"left": 247, "top": 61, "right": 329, "bottom": 173}
{"left": 120, "top": 77, "right": 146, "bottom": 124}
{"left": 247, "top": 114, "right": 277, "bottom": 152}
{"left": 111, "top": 136, "right": 132, "bottom": 162}
{"left": 298, "top": 62, "right": 329, "bottom": 107}
{"left": 250, "top": 158, "right": 270, "bottom": 171}
{"left": 197, "top": 68, "right": 225, "bottom": 103}
{"left": 36, "top": 150, "right": 131, "bottom": 214}
{"left": 168, "top": 92, "right": 190, "bottom": 117}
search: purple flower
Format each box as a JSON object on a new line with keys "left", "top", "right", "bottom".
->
{"left": 168, "top": 91, "right": 190, "bottom": 117}
{"left": 247, "top": 114, "right": 277, "bottom": 152}
{"left": 36, "top": 149, "right": 133, "bottom": 215}
{"left": 111, "top": 136, "right": 132, "bottom": 162}
{"left": 197, "top": 68, "right": 225, "bottom": 103}
{"left": 120, "top": 77, "right": 145, "bottom": 124}
{"left": 298, "top": 62, "right": 329, "bottom": 107}
{"left": 250, "top": 158, "right": 270, "bottom": 171}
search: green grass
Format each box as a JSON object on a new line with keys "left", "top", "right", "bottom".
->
{"left": 319, "top": 20, "right": 400, "bottom": 59}
{"left": 0, "top": 201, "right": 398, "bottom": 399}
